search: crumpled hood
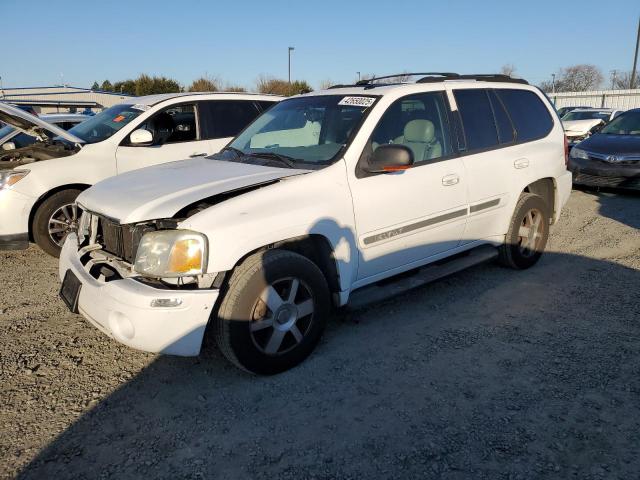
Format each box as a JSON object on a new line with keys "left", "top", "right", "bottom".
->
{"left": 563, "top": 119, "right": 603, "bottom": 136}
{"left": 0, "top": 101, "right": 84, "bottom": 144}
{"left": 77, "top": 158, "right": 310, "bottom": 224}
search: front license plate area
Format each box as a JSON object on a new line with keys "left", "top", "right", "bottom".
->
{"left": 60, "top": 270, "right": 82, "bottom": 313}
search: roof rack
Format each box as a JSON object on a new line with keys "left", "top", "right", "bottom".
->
{"left": 328, "top": 72, "right": 528, "bottom": 89}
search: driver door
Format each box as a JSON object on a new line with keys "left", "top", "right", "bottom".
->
{"left": 348, "top": 91, "right": 468, "bottom": 282}
{"left": 115, "top": 103, "right": 213, "bottom": 174}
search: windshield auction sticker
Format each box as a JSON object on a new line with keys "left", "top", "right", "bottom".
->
{"left": 338, "top": 96, "right": 376, "bottom": 108}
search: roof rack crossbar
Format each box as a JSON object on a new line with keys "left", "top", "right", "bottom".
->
{"left": 355, "top": 72, "right": 460, "bottom": 86}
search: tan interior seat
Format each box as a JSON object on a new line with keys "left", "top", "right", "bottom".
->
{"left": 393, "top": 119, "right": 442, "bottom": 162}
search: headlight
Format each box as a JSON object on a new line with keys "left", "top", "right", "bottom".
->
{"left": 134, "top": 230, "right": 208, "bottom": 278}
{"left": 0, "top": 170, "right": 29, "bottom": 190}
{"left": 570, "top": 147, "right": 589, "bottom": 160}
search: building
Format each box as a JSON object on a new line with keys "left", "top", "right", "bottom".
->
{"left": 0, "top": 85, "right": 131, "bottom": 114}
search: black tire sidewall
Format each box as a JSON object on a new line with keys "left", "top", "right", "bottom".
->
{"left": 503, "top": 194, "right": 550, "bottom": 269}
{"left": 218, "top": 251, "right": 330, "bottom": 375}
{"left": 32, "top": 189, "right": 82, "bottom": 258}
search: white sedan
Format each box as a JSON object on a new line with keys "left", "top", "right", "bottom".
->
{"left": 562, "top": 108, "right": 623, "bottom": 144}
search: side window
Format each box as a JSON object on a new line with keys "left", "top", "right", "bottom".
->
{"left": 488, "top": 90, "right": 515, "bottom": 144}
{"left": 496, "top": 89, "right": 553, "bottom": 142}
{"left": 137, "top": 103, "right": 198, "bottom": 145}
{"left": 453, "top": 89, "right": 499, "bottom": 151}
{"left": 368, "top": 91, "right": 452, "bottom": 164}
{"left": 257, "top": 101, "right": 277, "bottom": 112}
{"left": 58, "top": 121, "right": 81, "bottom": 131}
{"left": 199, "top": 101, "right": 261, "bottom": 140}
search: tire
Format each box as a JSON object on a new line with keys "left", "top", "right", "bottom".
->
{"left": 498, "top": 193, "right": 550, "bottom": 270}
{"left": 214, "top": 249, "right": 331, "bottom": 375}
{"left": 32, "top": 189, "right": 83, "bottom": 258}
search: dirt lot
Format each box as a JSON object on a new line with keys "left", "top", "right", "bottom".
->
{"left": 1, "top": 188, "right": 639, "bottom": 479}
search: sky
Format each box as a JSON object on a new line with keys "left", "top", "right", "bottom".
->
{"left": 2, "top": 0, "right": 639, "bottom": 90}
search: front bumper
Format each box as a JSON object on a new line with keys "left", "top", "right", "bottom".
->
{"left": 568, "top": 156, "right": 640, "bottom": 190}
{"left": 0, "top": 188, "right": 37, "bottom": 250}
{"left": 59, "top": 234, "right": 220, "bottom": 356}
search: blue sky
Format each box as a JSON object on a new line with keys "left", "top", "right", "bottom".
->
{"left": 2, "top": 0, "right": 639, "bottom": 90}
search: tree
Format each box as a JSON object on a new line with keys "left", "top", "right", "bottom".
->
{"left": 91, "top": 81, "right": 99, "bottom": 90}
{"left": 225, "top": 84, "right": 247, "bottom": 92}
{"left": 113, "top": 79, "right": 136, "bottom": 95}
{"left": 256, "top": 76, "right": 313, "bottom": 96}
{"left": 500, "top": 64, "right": 516, "bottom": 77}
{"left": 319, "top": 79, "right": 334, "bottom": 90}
{"left": 611, "top": 70, "right": 640, "bottom": 89}
{"left": 189, "top": 75, "right": 220, "bottom": 92}
{"left": 100, "top": 80, "right": 113, "bottom": 91}
{"left": 541, "top": 64, "right": 604, "bottom": 93}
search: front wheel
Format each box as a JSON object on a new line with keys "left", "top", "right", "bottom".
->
{"left": 498, "top": 193, "right": 550, "bottom": 269}
{"left": 213, "top": 249, "right": 331, "bottom": 375}
{"left": 32, "top": 189, "right": 83, "bottom": 257}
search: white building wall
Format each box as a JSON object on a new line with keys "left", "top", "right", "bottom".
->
{"left": 547, "top": 89, "right": 640, "bottom": 110}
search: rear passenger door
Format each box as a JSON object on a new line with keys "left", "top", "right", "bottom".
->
{"left": 198, "top": 100, "right": 266, "bottom": 153}
{"left": 448, "top": 87, "right": 516, "bottom": 242}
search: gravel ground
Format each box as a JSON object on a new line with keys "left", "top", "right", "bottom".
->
{"left": 1, "top": 188, "right": 639, "bottom": 480}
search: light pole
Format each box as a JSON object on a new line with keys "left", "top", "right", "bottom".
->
{"left": 288, "top": 47, "right": 295, "bottom": 84}
{"left": 631, "top": 16, "right": 639, "bottom": 89}
{"left": 551, "top": 73, "right": 556, "bottom": 95}
{"left": 357, "top": 71, "right": 361, "bottom": 82}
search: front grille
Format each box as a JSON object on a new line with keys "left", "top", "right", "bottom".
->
{"left": 84, "top": 215, "right": 156, "bottom": 263}
{"left": 574, "top": 173, "right": 640, "bottom": 189}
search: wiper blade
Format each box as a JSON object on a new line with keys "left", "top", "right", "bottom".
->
{"left": 220, "top": 146, "right": 245, "bottom": 157}
{"left": 245, "top": 152, "right": 297, "bottom": 168}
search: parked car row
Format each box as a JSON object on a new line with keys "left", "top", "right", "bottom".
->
{"left": 1, "top": 72, "right": 635, "bottom": 374}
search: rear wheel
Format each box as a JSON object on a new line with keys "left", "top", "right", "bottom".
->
{"left": 32, "top": 189, "right": 83, "bottom": 258}
{"left": 214, "top": 249, "right": 330, "bottom": 375}
{"left": 498, "top": 193, "right": 549, "bottom": 269}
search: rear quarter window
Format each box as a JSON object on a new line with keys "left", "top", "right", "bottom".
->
{"left": 496, "top": 89, "right": 553, "bottom": 143}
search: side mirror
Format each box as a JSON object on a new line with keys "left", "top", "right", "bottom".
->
{"left": 365, "top": 144, "right": 414, "bottom": 173}
{"left": 129, "top": 129, "right": 154, "bottom": 146}
{"left": 2, "top": 141, "right": 16, "bottom": 151}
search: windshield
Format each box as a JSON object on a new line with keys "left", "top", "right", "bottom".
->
{"left": 563, "top": 111, "right": 611, "bottom": 121}
{"left": 600, "top": 111, "right": 640, "bottom": 135}
{"left": 224, "top": 95, "right": 377, "bottom": 166}
{"left": 67, "top": 104, "right": 143, "bottom": 144}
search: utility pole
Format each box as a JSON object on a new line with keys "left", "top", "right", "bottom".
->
{"left": 357, "top": 71, "right": 361, "bottom": 82}
{"left": 610, "top": 69, "right": 618, "bottom": 89}
{"left": 631, "top": 16, "right": 640, "bottom": 89}
{"left": 288, "top": 47, "right": 295, "bottom": 84}
{"left": 551, "top": 73, "right": 556, "bottom": 95}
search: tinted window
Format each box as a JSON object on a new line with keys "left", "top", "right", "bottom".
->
{"left": 199, "top": 101, "right": 261, "bottom": 140}
{"left": 488, "top": 90, "right": 514, "bottom": 144}
{"left": 257, "top": 101, "right": 277, "bottom": 112}
{"left": 136, "top": 104, "right": 197, "bottom": 144}
{"left": 454, "top": 89, "right": 499, "bottom": 151}
{"left": 497, "top": 89, "right": 553, "bottom": 142}
{"left": 368, "top": 92, "right": 452, "bottom": 163}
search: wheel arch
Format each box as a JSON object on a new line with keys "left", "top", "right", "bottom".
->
{"left": 223, "top": 234, "right": 343, "bottom": 307}
{"left": 28, "top": 183, "right": 91, "bottom": 241}
{"left": 523, "top": 177, "right": 556, "bottom": 223}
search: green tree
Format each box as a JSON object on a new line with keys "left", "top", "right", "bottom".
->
{"left": 225, "top": 84, "right": 247, "bottom": 92}
{"left": 256, "top": 76, "right": 313, "bottom": 96}
{"left": 189, "top": 76, "right": 220, "bottom": 92}
{"left": 113, "top": 79, "right": 136, "bottom": 95}
{"left": 100, "top": 80, "right": 113, "bottom": 91}
{"left": 91, "top": 81, "right": 99, "bottom": 90}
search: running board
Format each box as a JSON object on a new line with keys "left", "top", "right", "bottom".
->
{"left": 347, "top": 245, "right": 498, "bottom": 311}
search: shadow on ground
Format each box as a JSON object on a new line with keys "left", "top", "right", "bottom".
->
{"left": 15, "top": 244, "right": 640, "bottom": 479}
{"left": 575, "top": 185, "right": 640, "bottom": 229}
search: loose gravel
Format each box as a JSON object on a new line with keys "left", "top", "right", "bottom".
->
{"left": 1, "top": 188, "right": 639, "bottom": 479}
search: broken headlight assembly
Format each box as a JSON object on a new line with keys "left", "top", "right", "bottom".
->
{"left": 133, "top": 230, "right": 208, "bottom": 278}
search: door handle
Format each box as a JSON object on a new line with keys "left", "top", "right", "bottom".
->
{"left": 190, "top": 152, "right": 208, "bottom": 158}
{"left": 442, "top": 174, "right": 460, "bottom": 186}
{"left": 514, "top": 158, "right": 529, "bottom": 169}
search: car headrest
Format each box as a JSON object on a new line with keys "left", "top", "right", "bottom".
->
{"left": 404, "top": 119, "right": 435, "bottom": 143}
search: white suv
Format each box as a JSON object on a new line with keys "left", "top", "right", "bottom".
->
{"left": 58, "top": 73, "right": 573, "bottom": 374}
{"left": 0, "top": 93, "right": 281, "bottom": 256}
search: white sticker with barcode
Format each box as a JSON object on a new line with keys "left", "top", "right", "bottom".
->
{"left": 338, "top": 96, "right": 376, "bottom": 108}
